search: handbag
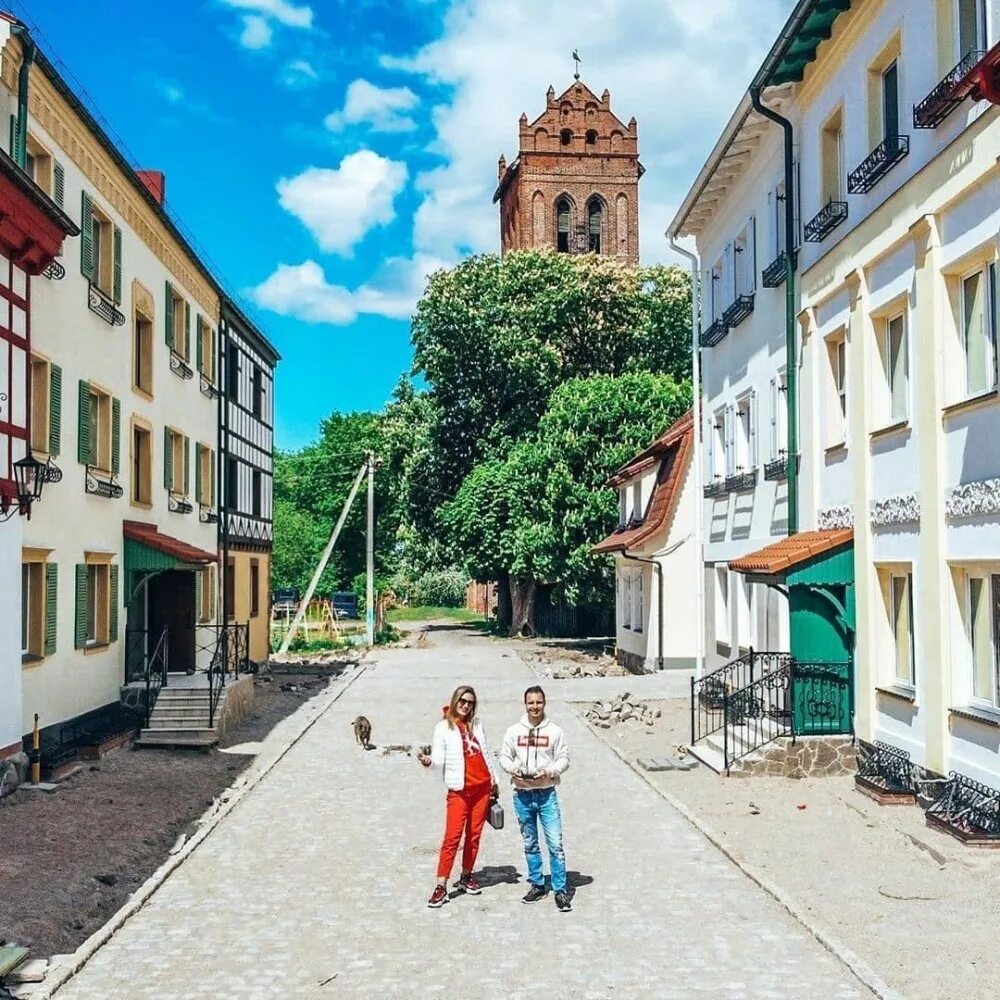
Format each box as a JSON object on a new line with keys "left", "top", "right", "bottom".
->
{"left": 487, "top": 791, "right": 504, "bottom": 830}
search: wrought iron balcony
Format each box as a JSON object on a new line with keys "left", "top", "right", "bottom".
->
{"left": 85, "top": 466, "right": 123, "bottom": 499}
{"left": 913, "top": 49, "right": 985, "bottom": 128}
{"left": 169, "top": 350, "right": 194, "bottom": 381}
{"left": 41, "top": 460, "right": 62, "bottom": 484}
{"left": 847, "top": 135, "right": 910, "bottom": 194}
{"left": 926, "top": 770, "right": 1000, "bottom": 844}
{"left": 703, "top": 479, "right": 726, "bottom": 499}
{"left": 723, "top": 294, "right": 755, "bottom": 329}
{"left": 199, "top": 374, "right": 219, "bottom": 399}
{"left": 43, "top": 260, "right": 65, "bottom": 280}
{"left": 804, "top": 199, "right": 848, "bottom": 243}
{"left": 725, "top": 469, "right": 758, "bottom": 493}
{"left": 855, "top": 740, "right": 916, "bottom": 803}
{"left": 88, "top": 283, "right": 126, "bottom": 327}
{"left": 761, "top": 251, "right": 793, "bottom": 288}
{"left": 199, "top": 506, "right": 219, "bottom": 524}
{"left": 168, "top": 493, "right": 193, "bottom": 515}
{"left": 700, "top": 317, "right": 729, "bottom": 349}
{"left": 763, "top": 454, "right": 800, "bottom": 481}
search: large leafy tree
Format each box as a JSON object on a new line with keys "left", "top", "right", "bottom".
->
{"left": 442, "top": 372, "right": 691, "bottom": 635}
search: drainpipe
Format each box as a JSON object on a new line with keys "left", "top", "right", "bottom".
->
{"left": 11, "top": 24, "right": 36, "bottom": 170}
{"left": 750, "top": 86, "right": 799, "bottom": 536}
{"left": 619, "top": 551, "right": 664, "bottom": 670}
{"left": 667, "top": 235, "right": 705, "bottom": 680}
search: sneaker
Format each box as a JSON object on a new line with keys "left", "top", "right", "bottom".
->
{"left": 554, "top": 891, "right": 572, "bottom": 912}
{"left": 458, "top": 874, "right": 482, "bottom": 895}
{"left": 427, "top": 884, "right": 447, "bottom": 908}
{"left": 522, "top": 884, "right": 547, "bottom": 903}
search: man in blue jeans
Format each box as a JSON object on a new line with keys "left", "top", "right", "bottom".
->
{"left": 499, "top": 686, "right": 571, "bottom": 912}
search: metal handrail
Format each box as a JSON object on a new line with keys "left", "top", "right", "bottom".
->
{"left": 144, "top": 626, "right": 169, "bottom": 728}
{"left": 722, "top": 661, "right": 793, "bottom": 773}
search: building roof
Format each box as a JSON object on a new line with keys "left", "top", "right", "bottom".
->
{"left": 123, "top": 521, "right": 217, "bottom": 565}
{"left": 593, "top": 411, "right": 693, "bottom": 554}
{"left": 728, "top": 528, "right": 853, "bottom": 576}
{"left": 753, "top": 0, "right": 853, "bottom": 91}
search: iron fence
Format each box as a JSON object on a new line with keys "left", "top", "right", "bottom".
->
{"left": 722, "top": 663, "right": 793, "bottom": 772}
{"left": 856, "top": 739, "right": 914, "bottom": 797}
{"left": 926, "top": 771, "right": 1000, "bottom": 843}
{"left": 793, "top": 660, "right": 853, "bottom": 737}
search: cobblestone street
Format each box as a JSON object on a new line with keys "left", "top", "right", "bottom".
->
{"left": 55, "top": 626, "right": 868, "bottom": 999}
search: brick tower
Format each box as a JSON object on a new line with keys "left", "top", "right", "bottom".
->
{"left": 493, "top": 79, "right": 642, "bottom": 264}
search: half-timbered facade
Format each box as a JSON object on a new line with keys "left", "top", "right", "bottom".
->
{"left": 219, "top": 298, "right": 279, "bottom": 664}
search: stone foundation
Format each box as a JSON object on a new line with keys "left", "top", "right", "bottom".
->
{"left": 732, "top": 736, "right": 858, "bottom": 778}
{"left": 216, "top": 675, "right": 254, "bottom": 738}
{"left": 616, "top": 649, "right": 652, "bottom": 675}
{"left": 0, "top": 751, "right": 29, "bottom": 799}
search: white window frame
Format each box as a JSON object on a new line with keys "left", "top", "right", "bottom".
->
{"left": 735, "top": 392, "right": 756, "bottom": 473}
{"left": 21, "top": 562, "right": 31, "bottom": 656}
{"left": 633, "top": 570, "right": 643, "bottom": 634}
{"left": 622, "top": 571, "right": 632, "bottom": 630}
{"left": 723, "top": 405, "right": 736, "bottom": 477}
{"left": 773, "top": 180, "right": 786, "bottom": 257}
{"left": 736, "top": 576, "right": 755, "bottom": 651}
{"left": 618, "top": 489, "right": 627, "bottom": 528}
{"left": 966, "top": 572, "right": 999, "bottom": 709}
{"left": 712, "top": 408, "right": 727, "bottom": 481}
{"left": 733, "top": 217, "right": 756, "bottom": 298}
{"left": 960, "top": 263, "right": 998, "bottom": 398}
{"left": 826, "top": 333, "right": 848, "bottom": 446}
{"left": 710, "top": 257, "right": 725, "bottom": 321}
{"left": 769, "top": 368, "right": 788, "bottom": 461}
{"left": 632, "top": 480, "right": 642, "bottom": 523}
{"left": 889, "top": 571, "right": 915, "bottom": 689}
{"left": 715, "top": 567, "right": 731, "bottom": 648}
{"left": 877, "top": 311, "right": 909, "bottom": 425}
{"left": 955, "top": 0, "right": 989, "bottom": 60}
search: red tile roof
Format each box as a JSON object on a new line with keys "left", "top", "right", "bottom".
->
{"left": 123, "top": 520, "right": 217, "bottom": 565}
{"left": 728, "top": 528, "right": 853, "bottom": 575}
{"left": 593, "top": 411, "right": 694, "bottom": 555}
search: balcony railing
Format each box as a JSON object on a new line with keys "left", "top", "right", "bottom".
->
{"left": 763, "top": 454, "right": 799, "bottom": 481}
{"left": 88, "top": 283, "right": 126, "bottom": 327}
{"left": 703, "top": 478, "right": 727, "bottom": 499}
{"left": 855, "top": 740, "right": 916, "bottom": 803}
{"left": 761, "top": 251, "right": 792, "bottom": 288}
{"left": 723, "top": 293, "right": 755, "bottom": 329}
{"left": 804, "top": 199, "right": 848, "bottom": 243}
{"left": 926, "top": 771, "right": 1000, "bottom": 844}
{"left": 725, "top": 469, "right": 758, "bottom": 493}
{"left": 43, "top": 260, "right": 65, "bottom": 280}
{"left": 85, "top": 466, "right": 123, "bottom": 499}
{"left": 199, "top": 373, "right": 219, "bottom": 399}
{"left": 168, "top": 492, "right": 193, "bottom": 515}
{"left": 199, "top": 506, "right": 219, "bottom": 524}
{"left": 913, "top": 49, "right": 985, "bottom": 128}
{"left": 41, "top": 460, "right": 62, "bottom": 484}
{"left": 169, "top": 350, "right": 194, "bottom": 381}
{"left": 847, "top": 135, "right": 910, "bottom": 194}
{"left": 700, "top": 317, "right": 729, "bottom": 349}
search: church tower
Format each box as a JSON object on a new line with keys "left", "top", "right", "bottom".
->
{"left": 493, "top": 79, "right": 642, "bottom": 264}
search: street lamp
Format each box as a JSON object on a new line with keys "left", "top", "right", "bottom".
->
{"left": 5, "top": 449, "right": 46, "bottom": 518}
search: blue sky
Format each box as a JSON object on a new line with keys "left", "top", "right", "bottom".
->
{"left": 14, "top": 0, "right": 793, "bottom": 449}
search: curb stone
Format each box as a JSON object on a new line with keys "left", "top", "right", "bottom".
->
{"left": 573, "top": 706, "right": 902, "bottom": 1000}
{"left": 38, "top": 664, "right": 368, "bottom": 999}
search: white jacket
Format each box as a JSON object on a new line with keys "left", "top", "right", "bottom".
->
{"left": 499, "top": 715, "right": 570, "bottom": 790}
{"left": 428, "top": 716, "right": 497, "bottom": 792}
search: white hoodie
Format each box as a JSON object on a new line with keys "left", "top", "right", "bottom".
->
{"left": 499, "top": 715, "right": 570, "bottom": 790}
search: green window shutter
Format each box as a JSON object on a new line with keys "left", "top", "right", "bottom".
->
{"left": 210, "top": 451, "right": 216, "bottom": 506}
{"left": 77, "top": 379, "right": 91, "bottom": 465}
{"left": 195, "top": 568, "right": 203, "bottom": 622}
{"left": 53, "top": 162, "right": 65, "bottom": 208}
{"left": 111, "top": 397, "right": 121, "bottom": 475}
{"left": 8, "top": 114, "right": 15, "bottom": 157}
{"left": 209, "top": 327, "right": 216, "bottom": 382}
{"left": 112, "top": 227, "right": 122, "bottom": 305}
{"left": 209, "top": 567, "right": 216, "bottom": 621}
{"left": 195, "top": 443, "right": 202, "bottom": 503}
{"left": 183, "top": 435, "right": 190, "bottom": 494}
{"left": 74, "top": 564, "right": 88, "bottom": 649}
{"left": 164, "top": 281, "right": 174, "bottom": 349}
{"left": 49, "top": 364, "right": 62, "bottom": 456}
{"left": 163, "top": 427, "right": 173, "bottom": 490}
{"left": 184, "top": 302, "right": 191, "bottom": 361}
{"left": 196, "top": 315, "right": 204, "bottom": 374}
{"left": 109, "top": 565, "right": 119, "bottom": 643}
{"left": 44, "top": 563, "right": 57, "bottom": 656}
{"left": 80, "top": 191, "right": 94, "bottom": 281}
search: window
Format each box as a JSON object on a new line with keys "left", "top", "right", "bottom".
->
{"left": 560, "top": 128, "right": 572, "bottom": 146}
{"left": 197, "top": 315, "right": 216, "bottom": 381}
{"left": 164, "top": 428, "right": 189, "bottom": 495}
{"left": 133, "top": 309, "right": 153, "bottom": 395}
{"left": 737, "top": 577, "right": 755, "bottom": 650}
{"left": 882, "top": 61, "right": 900, "bottom": 146}
{"left": 165, "top": 283, "right": 189, "bottom": 361}
{"left": 711, "top": 409, "right": 727, "bottom": 480}
{"left": 585, "top": 129, "right": 597, "bottom": 145}
{"left": 587, "top": 199, "right": 602, "bottom": 253}
{"left": 198, "top": 565, "right": 215, "bottom": 623}
{"left": 250, "top": 558, "right": 260, "bottom": 618}
{"left": 881, "top": 570, "right": 915, "bottom": 688}
{"left": 78, "top": 382, "right": 119, "bottom": 473}
{"left": 622, "top": 572, "right": 632, "bottom": 630}
{"left": 723, "top": 406, "right": 735, "bottom": 477}
{"left": 556, "top": 198, "right": 571, "bottom": 253}
{"left": 75, "top": 557, "right": 118, "bottom": 649}
{"left": 957, "top": 0, "right": 987, "bottom": 60}
{"left": 710, "top": 257, "right": 725, "bottom": 321}
{"left": 961, "top": 265, "right": 998, "bottom": 397}
{"left": 735, "top": 394, "right": 756, "bottom": 472}
{"left": 131, "top": 423, "right": 152, "bottom": 506}
{"left": 227, "top": 456, "right": 239, "bottom": 510}
{"left": 30, "top": 355, "right": 49, "bottom": 454}
{"left": 196, "top": 443, "right": 215, "bottom": 508}
{"left": 631, "top": 480, "right": 642, "bottom": 523}
{"left": 770, "top": 369, "right": 788, "bottom": 461}
{"left": 967, "top": 574, "right": 999, "bottom": 707}
{"left": 81, "top": 194, "right": 119, "bottom": 301}
{"left": 618, "top": 489, "right": 627, "bottom": 527}
{"left": 21, "top": 554, "right": 54, "bottom": 659}
{"left": 826, "top": 334, "right": 848, "bottom": 445}
{"left": 25, "top": 134, "right": 53, "bottom": 196}
{"left": 252, "top": 469, "right": 262, "bottom": 517}
{"left": 632, "top": 570, "right": 643, "bottom": 633}
{"left": 225, "top": 559, "right": 235, "bottom": 619}
{"left": 876, "top": 312, "right": 909, "bottom": 424}
{"left": 715, "top": 567, "right": 731, "bottom": 647}
{"left": 773, "top": 180, "right": 787, "bottom": 256}
{"left": 733, "top": 218, "right": 756, "bottom": 297}
{"left": 252, "top": 365, "right": 263, "bottom": 418}
{"left": 821, "top": 108, "right": 845, "bottom": 204}
{"left": 226, "top": 342, "right": 240, "bottom": 398}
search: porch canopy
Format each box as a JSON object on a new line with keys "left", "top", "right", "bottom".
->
{"left": 728, "top": 528, "right": 853, "bottom": 583}
{"left": 123, "top": 521, "right": 216, "bottom": 601}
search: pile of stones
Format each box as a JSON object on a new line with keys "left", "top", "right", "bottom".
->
{"left": 584, "top": 692, "right": 661, "bottom": 729}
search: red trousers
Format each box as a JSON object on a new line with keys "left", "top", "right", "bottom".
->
{"left": 436, "top": 782, "right": 491, "bottom": 879}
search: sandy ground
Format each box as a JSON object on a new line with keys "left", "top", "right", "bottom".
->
{"left": 0, "top": 673, "right": 333, "bottom": 958}
{"left": 580, "top": 694, "right": 1000, "bottom": 1000}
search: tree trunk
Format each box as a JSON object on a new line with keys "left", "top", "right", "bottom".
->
{"left": 508, "top": 577, "right": 537, "bottom": 638}
{"left": 496, "top": 571, "right": 513, "bottom": 632}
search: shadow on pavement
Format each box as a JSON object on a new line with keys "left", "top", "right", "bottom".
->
{"left": 476, "top": 865, "right": 522, "bottom": 887}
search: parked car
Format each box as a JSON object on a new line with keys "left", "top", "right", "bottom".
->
{"left": 272, "top": 587, "right": 301, "bottom": 610}
{"left": 331, "top": 591, "right": 359, "bottom": 619}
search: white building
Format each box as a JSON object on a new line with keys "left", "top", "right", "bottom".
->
{"left": 594, "top": 412, "right": 698, "bottom": 672}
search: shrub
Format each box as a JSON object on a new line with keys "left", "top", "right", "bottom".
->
{"left": 410, "top": 568, "right": 469, "bottom": 608}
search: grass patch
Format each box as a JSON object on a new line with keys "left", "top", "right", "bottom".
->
{"left": 386, "top": 605, "right": 483, "bottom": 624}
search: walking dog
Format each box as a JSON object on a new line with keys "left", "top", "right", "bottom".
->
{"left": 352, "top": 715, "right": 372, "bottom": 749}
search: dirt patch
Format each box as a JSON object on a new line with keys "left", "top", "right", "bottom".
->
{"left": 0, "top": 673, "right": 331, "bottom": 959}
{"left": 517, "top": 637, "right": 623, "bottom": 679}
{"left": 582, "top": 697, "right": 1000, "bottom": 1000}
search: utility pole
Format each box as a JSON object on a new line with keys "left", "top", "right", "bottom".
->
{"left": 365, "top": 451, "right": 375, "bottom": 646}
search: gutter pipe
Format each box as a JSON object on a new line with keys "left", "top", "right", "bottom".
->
{"left": 11, "top": 24, "right": 36, "bottom": 171}
{"left": 749, "top": 87, "right": 799, "bottom": 536}
{"left": 667, "top": 236, "right": 705, "bottom": 680}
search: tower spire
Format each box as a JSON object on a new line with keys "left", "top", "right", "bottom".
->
{"left": 572, "top": 49, "right": 581, "bottom": 81}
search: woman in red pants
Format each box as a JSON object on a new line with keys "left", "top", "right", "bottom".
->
{"left": 417, "top": 685, "right": 498, "bottom": 907}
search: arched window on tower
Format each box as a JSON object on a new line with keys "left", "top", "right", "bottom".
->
{"left": 556, "top": 198, "right": 571, "bottom": 253}
{"left": 560, "top": 128, "right": 572, "bottom": 146}
{"left": 587, "top": 199, "right": 602, "bottom": 253}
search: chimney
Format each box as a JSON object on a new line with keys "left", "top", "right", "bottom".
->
{"left": 137, "top": 170, "right": 166, "bottom": 206}
{"left": 497, "top": 154, "right": 506, "bottom": 183}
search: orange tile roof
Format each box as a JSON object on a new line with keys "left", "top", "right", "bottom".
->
{"left": 124, "top": 520, "right": 217, "bottom": 565}
{"left": 594, "top": 411, "right": 693, "bottom": 555}
{"left": 728, "top": 528, "right": 854, "bottom": 576}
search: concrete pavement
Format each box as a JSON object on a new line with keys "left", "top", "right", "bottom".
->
{"left": 54, "top": 624, "right": 868, "bottom": 999}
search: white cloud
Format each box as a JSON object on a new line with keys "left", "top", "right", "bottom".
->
{"left": 325, "top": 79, "right": 420, "bottom": 134}
{"left": 239, "top": 14, "right": 273, "bottom": 49}
{"left": 384, "top": 0, "right": 791, "bottom": 264}
{"left": 282, "top": 59, "right": 320, "bottom": 86}
{"left": 276, "top": 151, "right": 408, "bottom": 256}
{"left": 252, "top": 254, "right": 446, "bottom": 325}
{"left": 221, "top": 0, "right": 313, "bottom": 29}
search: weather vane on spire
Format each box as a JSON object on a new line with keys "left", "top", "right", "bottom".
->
{"left": 572, "top": 49, "right": 581, "bottom": 81}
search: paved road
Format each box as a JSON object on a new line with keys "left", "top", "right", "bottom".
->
{"left": 56, "top": 625, "right": 867, "bottom": 999}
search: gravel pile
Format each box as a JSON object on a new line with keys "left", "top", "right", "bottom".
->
{"left": 584, "top": 692, "right": 661, "bottom": 729}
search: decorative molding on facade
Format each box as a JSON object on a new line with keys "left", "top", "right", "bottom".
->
{"left": 945, "top": 477, "right": 1000, "bottom": 520}
{"left": 818, "top": 505, "right": 854, "bottom": 530}
{"left": 870, "top": 492, "right": 921, "bottom": 527}
{"left": 2, "top": 42, "right": 219, "bottom": 319}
